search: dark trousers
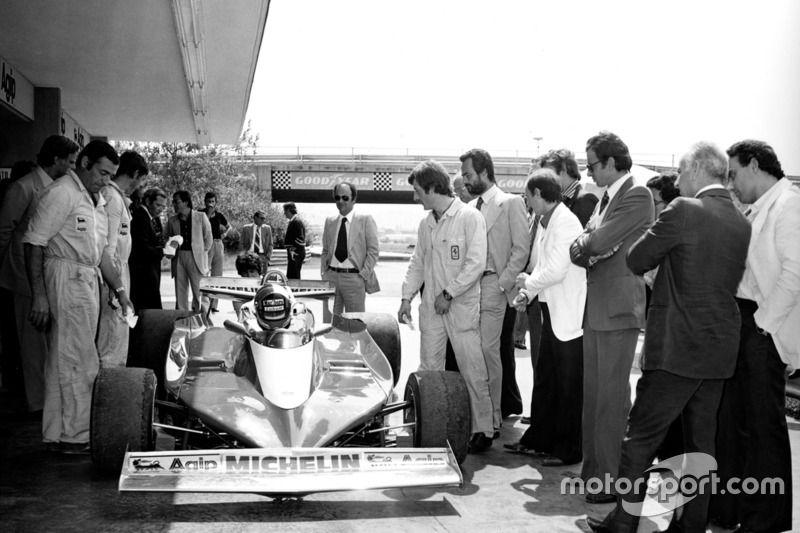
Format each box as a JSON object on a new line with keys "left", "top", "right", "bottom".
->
{"left": 526, "top": 297, "right": 542, "bottom": 415}
{"left": 287, "top": 246, "right": 305, "bottom": 279}
{"left": 500, "top": 304, "right": 523, "bottom": 417}
{"left": 0, "top": 287, "right": 22, "bottom": 394}
{"left": 520, "top": 302, "right": 582, "bottom": 463}
{"left": 709, "top": 299, "right": 792, "bottom": 532}
{"left": 602, "top": 370, "right": 724, "bottom": 533}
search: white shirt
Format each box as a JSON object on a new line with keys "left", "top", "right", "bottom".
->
{"left": 476, "top": 185, "right": 499, "bottom": 272}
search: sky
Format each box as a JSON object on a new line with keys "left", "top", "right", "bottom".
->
{"left": 245, "top": 0, "right": 800, "bottom": 175}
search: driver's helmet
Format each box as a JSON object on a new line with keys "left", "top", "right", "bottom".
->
{"left": 253, "top": 283, "right": 293, "bottom": 330}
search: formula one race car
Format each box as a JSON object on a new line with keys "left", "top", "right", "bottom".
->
{"left": 90, "top": 271, "right": 470, "bottom": 496}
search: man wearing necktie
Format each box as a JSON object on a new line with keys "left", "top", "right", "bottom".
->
{"left": 569, "top": 131, "right": 653, "bottom": 502}
{"left": 461, "top": 148, "right": 530, "bottom": 436}
{"left": 240, "top": 211, "right": 273, "bottom": 274}
{"left": 320, "top": 182, "right": 380, "bottom": 314}
{"left": 130, "top": 187, "right": 168, "bottom": 310}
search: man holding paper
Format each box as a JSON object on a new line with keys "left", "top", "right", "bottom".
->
{"left": 165, "top": 191, "right": 212, "bottom": 312}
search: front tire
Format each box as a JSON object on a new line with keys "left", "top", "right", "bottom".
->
{"left": 403, "top": 370, "right": 471, "bottom": 464}
{"left": 91, "top": 367, "right": 156, "bottom": 472}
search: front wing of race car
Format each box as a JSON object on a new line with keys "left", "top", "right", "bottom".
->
{"left": 119, "top": 446, "right": 463, "bottom": 495}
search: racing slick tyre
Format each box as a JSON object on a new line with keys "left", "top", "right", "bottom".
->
{"left": 404, "top": 370, "right": 471, "bottom": 464}
{"left": 91, "top": 367, "right": 156, "bottom": 472}
{"left": 343, "top": 312, "right": 401, "bottom": 386}
{"left": 127, "top": 309, "right": 193, "bottom": 389}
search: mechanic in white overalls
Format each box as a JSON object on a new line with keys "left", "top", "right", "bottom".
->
{"left": 97, "top": 151, "right": 148, "bottom": 367}
{"left": 23, "top": 141, "right": 131, "bottom": 454}
{"left": 398, "top": 160, "right": 494, "bottom": 453}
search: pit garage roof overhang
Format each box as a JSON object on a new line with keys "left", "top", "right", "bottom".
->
{"left": 0, "top": 0, "right": 270, "bottom": 145}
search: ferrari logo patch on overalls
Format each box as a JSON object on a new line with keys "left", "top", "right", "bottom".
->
{"left": 450, "top": 245, "right": 459, "bottom": 260}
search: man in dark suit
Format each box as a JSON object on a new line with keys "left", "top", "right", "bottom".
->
{"left": 570, "top": 131, "right": 653, "bottom": 502}
{"left": 283, "top": 202, "right": 306, "bottom": 279}
{"left": 538, "top": 148, "right": 598, "bottom": 227}
{"left": 130, "top": 187, "right": 167, "bottom": 310}
{"left": 587, "top": 142, "right": 750, "bottom": 533}
{"left": 320, "top": 182, "right": 380, "bottom": 313}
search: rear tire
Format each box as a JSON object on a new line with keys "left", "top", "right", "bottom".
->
{"left": 127, "top": 309, "right": 193, "bottom": 388}
{"left": 403, "top": 370, "right": 471, "bottom": 464}
{"left": 343, "top": 312, "right": 401, "bottom": 386}
{"left": 91, "top": 367, "right": 156, "bottom": 472}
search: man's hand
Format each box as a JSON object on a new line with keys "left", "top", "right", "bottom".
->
{"left": 587, "top": 242, "right": 622, "bottom": 268}
{"left": 118, "top": 291, "right": 134, "bottom": 317}
{"left": 513, "top": 292, "right": 529, "bottom": 313}
{"left": 29, "top": 293, "right": 50, "bottom": 331}
{"left": 433, "top": 292, "right": 452, "bottom": 315}
{"left": 516, "top": 272, "right": 530, "bottom": 291}
{"left": 397, "top": 299, "right": 413, "bottom": 326}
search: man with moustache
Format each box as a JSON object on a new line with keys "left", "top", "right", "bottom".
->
{"left": 461, "top": 148, "right": 530, "bottom": 435}
{"left": 537, "top": 148, "right": 598, "bottom": 227}
{"left": 166, "top": 191, "right": 213, "bottom": 312}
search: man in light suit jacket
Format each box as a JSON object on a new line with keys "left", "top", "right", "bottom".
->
{"left": 461, "top": 148, "right": 530, "bottom": 433}
{"left": 166, "top": 190, "right": 212, "bottom": 312}
{"left": 569, "top": 131, "right": 653, "bottom": 502}
{"left": 240, "top": 211, "right": 273, "bottom": 272}
{"left": 508, "top": 170, "right": 586, "bottom": 467}
{"left": 320, "top": 182, "right": 380, "bottom": 314}
{"left": 0, "top": 135, "right": 79, "bottom": 412}
{"left": 709, "top": 140, "right": 798, "bottom": 533}
{"left": 587, "top": 142, "right": 750, "bottom": 533}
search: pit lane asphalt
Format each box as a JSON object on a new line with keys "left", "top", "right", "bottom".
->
{"left": 1, "top": 257, "right": 798, "bottom": 533}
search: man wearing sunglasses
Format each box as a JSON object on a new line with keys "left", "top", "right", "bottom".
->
{"left": 320, "top": 182, "right": 380, "bottom": 314}
{"left": 240, "top": 210, "right": 273, "bottom": 274}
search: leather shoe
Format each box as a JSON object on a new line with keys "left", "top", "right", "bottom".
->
{"left": 520, "top": 416, "right": 531, "bottom": 424}
{"left": 586, "top": 492, "right": 616, "bottom": 504}
{"left": 585, "top": 516, "right": 612, "bottom": 532}
{"left": 514, "top": 340, "right": 526, "bottom": 349}
{"left": 503, "top": 442, "right": 545, "bottom": 456}
{"left": 541, "top": 456, "right": 566, "bottom": 467}
{"left": 468, "top": 432, "right": 493, "bottom": 453}
{"left": 492, "top": 430, "right": 500, "bottom": 439}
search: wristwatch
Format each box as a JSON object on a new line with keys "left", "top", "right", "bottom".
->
{"left": 115, "top": 286, "right": 126, "bottom": 294}
{"left": 442, "top": 289, "right": 453, "bottom": 301}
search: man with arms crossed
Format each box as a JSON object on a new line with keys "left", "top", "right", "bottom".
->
{"left": 321, "top": 182, "right": 380, "bottom": 313}
{"left": 461, "top": 148, "right": 529, "bottom": 434}
{"left": 587, "top": 142, "right": 750, "bottom": 533}
{"left": 570, "top": 131, "right": 653, "bottom": 502}
{"left": 398, "top": 160, "right": 494, "bottom": 454}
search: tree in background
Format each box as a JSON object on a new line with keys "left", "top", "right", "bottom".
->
{"left": 112, "top": 123, "right": 310, "bottom": 254}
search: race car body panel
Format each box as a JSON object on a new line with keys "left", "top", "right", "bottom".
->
{"left": 164, "top": 314, "right": 394, "bottom": 448}
{"left": 119, "top": 446, "right": 463, "bottom": 495}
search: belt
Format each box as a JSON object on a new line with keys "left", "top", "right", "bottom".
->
{"left": 213, "top": 238, "right": 222, "bottom": 241}
{"left": 328, "top": 266, "right": 359, "bottom": 274}
{"left": 482, "top": 270, "right": 497, "bottom": 277}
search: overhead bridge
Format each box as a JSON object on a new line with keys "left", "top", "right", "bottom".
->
{"left": 246, "top": 150, "right": 677, "bottom": 204}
